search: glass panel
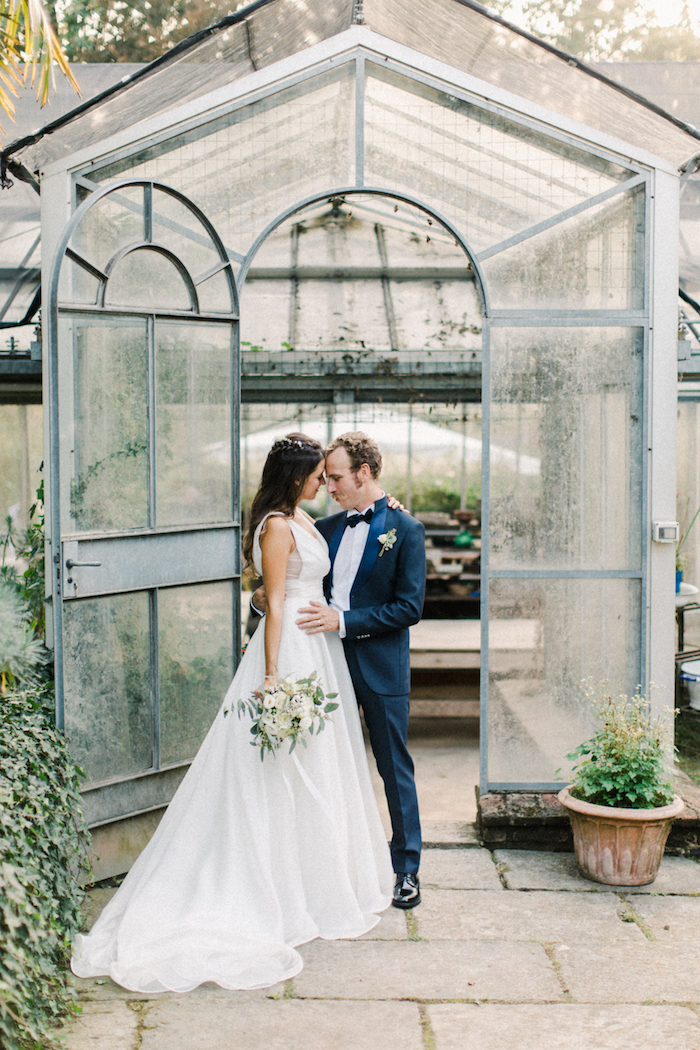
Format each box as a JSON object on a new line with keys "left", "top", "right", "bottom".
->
{"left": 58, "top": 258, "right": 101, "bottom": 305}
{"left": 89, "top": 66, "right": 356, "bottom": 263}
{"left": 196, "top": 269, "right": 234, "bottom": 315}
{"left": 71, "top": 185, "right": 146, "bottom": 274}
{"left": 488, "top": 577, "right": 642, "bottom": 783}
{"left": 364, "top": 64, "right": 632, "bottom": 256}
{"left": 481, "top": 187, "right": 645, "bottom": 311}
{"left": 156, "top": 322, "right": 232, "bottom": 526}
{"left": 490, "top": 328, "right": 643, "bottom": 571}
{"left": 62, "top": 315, "right": 149, "bottom": 532}
{"left": 158, "top": 582, "right": 234, "bottom": 765}
{"left": 64, "top": 592, "right": 152, "bottom": 781}
{"left": 105, "top": 248, "right": 193, "bottom": 310}
{"left": 151, "top": 190, "right": 221, "bottom": 279}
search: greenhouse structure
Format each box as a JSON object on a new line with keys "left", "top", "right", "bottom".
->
{"left": 3, "top": 0, "right": 700, "bottom": 875}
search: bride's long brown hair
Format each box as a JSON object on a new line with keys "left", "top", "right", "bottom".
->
{"left": 242, "top": 433, "right": 324, "bottom": 572}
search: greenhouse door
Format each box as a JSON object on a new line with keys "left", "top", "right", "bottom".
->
{"left": 47, "top": 181, "right": 240, "bottom": 860}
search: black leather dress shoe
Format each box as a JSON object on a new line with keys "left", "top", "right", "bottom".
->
{"left": 392, "top": 872, "right": 421, "bottom": 909}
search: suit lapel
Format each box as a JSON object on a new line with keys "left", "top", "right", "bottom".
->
{"left": 328, "top": 515, "right": 346, "bottom": 566}
{"left": 351, "top": 497, "right": 388, "bottom": 596}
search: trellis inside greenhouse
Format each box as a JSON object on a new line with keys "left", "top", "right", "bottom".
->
{"left": 3, "top": 0, "right": 696, "bottom": 873}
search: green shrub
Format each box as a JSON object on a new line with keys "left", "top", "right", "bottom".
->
{"left": 0, "top": 581, "right": 46, "bottom": 693}
{"left": 1, "top": 479, "right": 89, "bottom": 1048}
{"left": 566, "top": 680, "right": 675, "bottom": 809}
{"left": 0, "top": 690, "right": 89, "bottom": 1050}
{"left": 388, "top": 480, "right": 481, "bottom": 514}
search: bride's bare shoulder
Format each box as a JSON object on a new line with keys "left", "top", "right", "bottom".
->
{"left": 259, "top": 512, "right": 291, "bottom": 536}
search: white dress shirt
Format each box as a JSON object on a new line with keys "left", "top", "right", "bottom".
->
{"left": 330, "top": 499, "right": 380, "bottom": 638}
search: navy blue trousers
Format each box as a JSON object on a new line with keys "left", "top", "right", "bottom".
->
{"left": 343, "top": 644, "right": 421, "bottom": 874}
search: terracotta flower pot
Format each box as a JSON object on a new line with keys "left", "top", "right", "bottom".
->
{"left": 558, "top": 787, "right": 685, "bottom": 886}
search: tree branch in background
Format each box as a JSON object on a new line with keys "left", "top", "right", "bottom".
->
{"left": 490, "top": 0, "right": 700, "bottom": 62}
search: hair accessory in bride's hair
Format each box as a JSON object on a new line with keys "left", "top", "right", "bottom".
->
{"left": 271, "top": 437, "right": 309, "bottom": 452}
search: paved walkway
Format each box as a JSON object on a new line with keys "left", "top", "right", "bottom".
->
{"left": 63, "top": 843, "right": 700, "bottom": 1050}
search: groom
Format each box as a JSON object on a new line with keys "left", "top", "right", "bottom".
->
{"left": 296, "top": 432, "right": 426, "bottom": 909}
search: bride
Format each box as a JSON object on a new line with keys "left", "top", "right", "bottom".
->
{"left": 71, "top": 434, "right": 393, "bottom": 993}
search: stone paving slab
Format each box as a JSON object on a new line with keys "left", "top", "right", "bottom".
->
{"left": 62, "top": 1001, "right": 138, "bottom": 1050}
{"left": 556, "top": 941, "right": 700, "bottom": 1002}
{"left": 427, "top": 1004, "right": 700, "bottom": 1050}
{"left": 140, "top": 999, "right": 424, "bottom": 1050}
{"left": 422, "top": 822, "right": 481, "bottom": 847}
{"left": 629, "top": 895, "right": 700, "bottom": 942}
{"left": 416, "top": 889, "right": 644, "bottom": 944}
{"left": 293, "top": 939, "right": 563, "bottom": 1001}
{"left": 494, "top": 850, "right": 700, "bottom": 894}
{"left": 357, "top": 905, "right": 408, "bottom": 939}
{"left": 71, "top": 975, "right": 280, "bottom": 1003}
{"left": 421, "top": 847, "right": 503, "bottom": 890}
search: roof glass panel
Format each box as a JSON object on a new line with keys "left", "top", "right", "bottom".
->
{"left": 680, "top": 173, "right": 700, "bottom": 303}
{"left": 0, "top": 181, "right": 40, "bottom": 327}
{"left": 364, "top": 0, "right": 697, "bottom": 166}
{"left": 11, "top": 0, "right": 353, "bottom": 172}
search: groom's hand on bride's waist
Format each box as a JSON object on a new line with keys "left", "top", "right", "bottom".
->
{"left": 296, "top": 601, "right": 340, "bottom": 634}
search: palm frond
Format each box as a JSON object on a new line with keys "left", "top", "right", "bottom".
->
{"left": 0, "top": 0, "right": 79, "bottom": 139}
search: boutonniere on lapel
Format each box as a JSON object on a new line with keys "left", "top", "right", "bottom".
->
{"left": 378, "top": 528, "right": 397, "bottom": 557}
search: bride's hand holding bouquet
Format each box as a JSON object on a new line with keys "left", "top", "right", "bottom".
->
{"left": 227, "top": 672, "right": 339, "bottom": 759}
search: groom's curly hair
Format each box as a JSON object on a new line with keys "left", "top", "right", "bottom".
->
{"left": 242, "top": 433, "right": 324, "bottom": 571}
{"left": 326, "top": 432, "right": 382, "bottom": 479}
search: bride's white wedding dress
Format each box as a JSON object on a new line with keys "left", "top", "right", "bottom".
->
{"left": 71, "top": 515, "right": 393, "bottom": 993}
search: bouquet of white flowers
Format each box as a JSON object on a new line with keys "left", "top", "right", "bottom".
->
{"left": 228, "top": 672, "right": 339, "bottom": 759}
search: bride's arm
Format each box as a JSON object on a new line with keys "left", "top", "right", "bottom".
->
{"left": 259, "top": 516, "right": 295, "bottom": 683}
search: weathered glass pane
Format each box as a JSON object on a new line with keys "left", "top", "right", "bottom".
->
{"left": 196, "top": 269, "right": 234, "bottom": 314}
{"left": 58, "top": 258, "right": 101, "bottom": 305}
{"left": 490, "top": 328, "right": 643, "bottom": 571}
{"left": 105, "top": 248, "right": 193, "bottom": 310}
{"left": 481, "top": 188, "right": 645, "bottom": 311}
{"left": 364, "top": 63, "right": 632, "bottom": 256}
{"left": 151, "top": 190, "right": 221, "bottom": 280}
{"left": 487, "top": 577, "right": 642, "bottom": 783}
{"left": 64, "top": 592, "right": 152, "bottom": 782}
{"left": 71, "top": 184, "right": 146, "bottom": 273}
{"left": 63, "top": 316, "right": 149, "bottom": 532}
{"left": 158, "top": 582, "right": 234, "bottom": 765}
{"left": 156, "top": 322, "right": 232, "bottom": 526}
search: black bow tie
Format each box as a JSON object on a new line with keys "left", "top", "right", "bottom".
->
{"left": 346, "top": 508, "right": 373, "bottom": 528}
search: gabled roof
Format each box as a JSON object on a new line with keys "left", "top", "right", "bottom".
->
{"left": 2, "top": 0, "right": 699, "bottom": 180}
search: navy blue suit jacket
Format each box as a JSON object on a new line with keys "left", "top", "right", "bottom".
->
{"left": 315, "top": 496, "right": 426, "bottom": 696}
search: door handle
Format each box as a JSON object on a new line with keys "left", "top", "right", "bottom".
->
{"left": 66, "top": 559, "right": 102, "bottom": 585}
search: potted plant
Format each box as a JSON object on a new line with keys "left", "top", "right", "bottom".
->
{"left": 558, "top": 680, "right": 684, "bottom": 886}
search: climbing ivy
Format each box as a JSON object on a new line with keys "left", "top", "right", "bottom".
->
{"left": 0, "top": 690, "right": 90, "bottom": 1050}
